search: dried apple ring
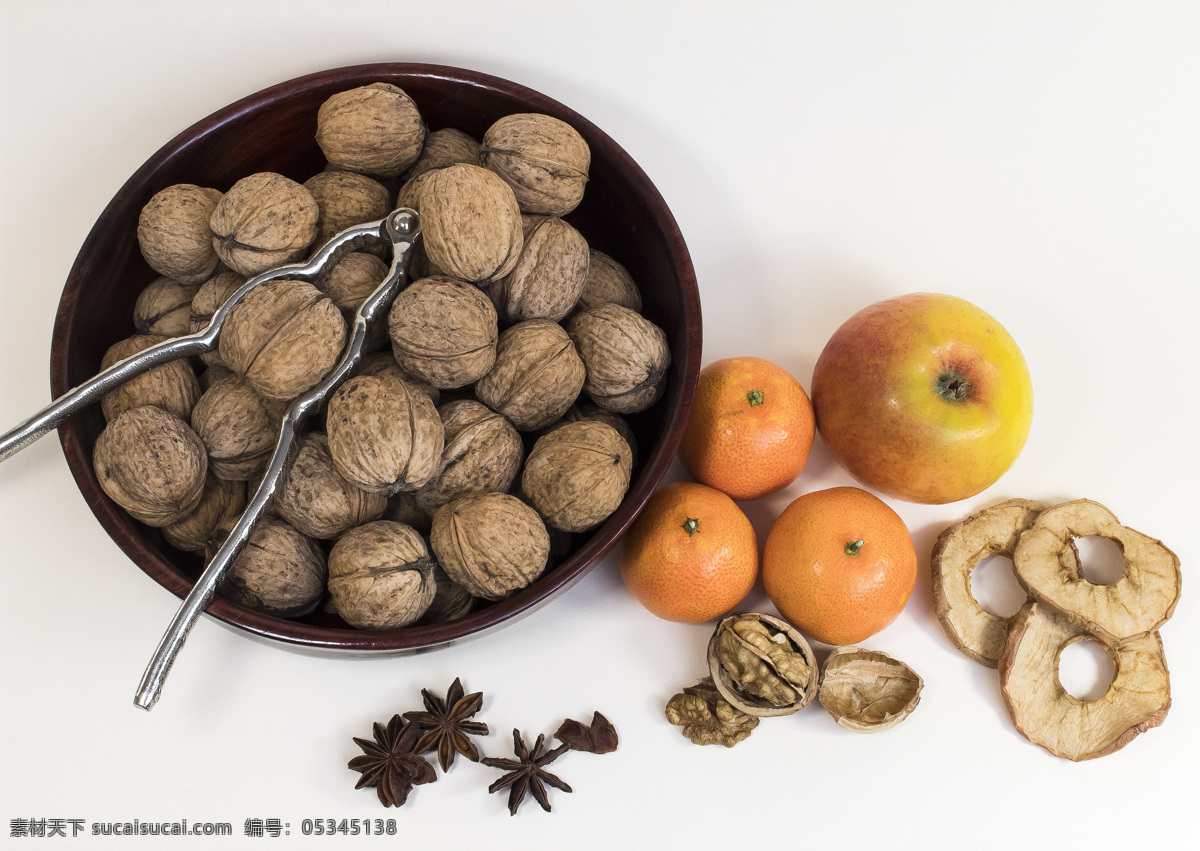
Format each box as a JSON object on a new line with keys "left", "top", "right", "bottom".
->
{"left": 999, "top": 601, "right": 1170, "bottom": 761}
{"left": 931, "top": 498, "right": 1048, "bottom": 667}
{"left": 1012, "top": 499, "right": 1181, "bottom": 648}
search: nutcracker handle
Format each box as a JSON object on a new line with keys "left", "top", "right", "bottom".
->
{"left": 132, "top": 209, "right": 420, "bottom": 711}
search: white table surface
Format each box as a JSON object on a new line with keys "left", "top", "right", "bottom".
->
{"left": 2, "top": 2, "right": 1197, "bottom": 848}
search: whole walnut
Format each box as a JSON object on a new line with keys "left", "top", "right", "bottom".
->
{"left": 567, "top": 304, "right": 671, "bottom": 413}
{"left": 404, "top": 127, "right": 481, "bottom": 180}
{"left": 93, "top": 406, "right": 207, "bottom": 527}
{"left": 474, "top": 319, "right": 586, "bottom": 431}
{"left": 553, "top": 402, "right": 638, "bottom": 468}
{"left": 325, "top": 373, "right": 444, "bottom": 494}
{"left": 576, "top": 249, "right": 642, "bottom": 313}
{"left": 481, "top": 114, "right": 590, "bottom": 216}
{"left": 316, "top": 83, "right": 427, "bottom": 177}
{"left": 414, "top": 400, "right": 524, "bottom": 512}
{"left": 219, "top": 278, "right": 347, "bottom": 403}
{"left": 162, "top": 476, "right": 246, "bottom": 553}
{"left": 133, "top": 276, "right": 199, "bottom": 337}
{"left": 357, "top": 352, "right": 440, "bottom": 406}
{"left": 303, "top": 170, "right": 390, "bottom": 245}
{"left": 316, "top": 251, "right": 387, "bottom": 313}
{"left": 273, "top": 432, "right": 387, "bottom": 539}
{"left": 387, "top": 276, "right": 498, "bottom": 389}
{"left": 100, "top": 335, "right": 201, "bottom": 423}
{"left": 327, "top": 520, "right": 436, "bottom": 629}
{"left": 384, "top": 490, "right": 433, "bottom": 536}
{"left": 395, "top": 169, "right": 436, "bottom": 215}
{"left": 189, "top": 270, "right": 246, "bottom": 367}
{"left": 209, "top": 172, "right": 319, "bottom": 276}
{"left": 430, "top": 493, "right": 550, "bottom": 601}
{"left": 190, "top": 375, "right": 285, "bottom": 480}
{"left": 482, "top": 215, "right": 589, "bottom": 324}
{"left": 199, "top": 363, "right": 234, "bottom": 391}
{"left": 212, "top": 515, "right": 326, "bottom": 618}
{"left": 420, "top": 163, "right": 524, "bottom": 284}
{"left": 137, "top": 184, "right": 223, "bottom": 284}
{"left": 522, "top": 421, "right": 632, "bottom": 533}
{"left": 417, "top": 564, "right": 477, "bottom": 625}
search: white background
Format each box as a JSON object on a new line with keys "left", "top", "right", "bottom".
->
{"left": 1, "top": 2, "right": 1197, "bottom": 848}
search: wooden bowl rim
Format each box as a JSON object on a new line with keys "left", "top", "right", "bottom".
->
{"left": 50, "top": 62, "right": 702, "bottom": 655}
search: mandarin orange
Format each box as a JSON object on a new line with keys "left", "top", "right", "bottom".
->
{"left": 620, "top": 481, "right": 758, "bottom": 623}
{"left": 763, "top": 486, "right": 917, "bottom": 645}
{"left": 679, "top": 356, "right": 815, "bottom": 501}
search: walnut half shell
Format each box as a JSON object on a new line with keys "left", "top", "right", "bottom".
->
{"left": 817, "top": 647, "right": 923, "bottom": 733}
{"left": 707, "top": 613, "right": 818, "bottom": 717}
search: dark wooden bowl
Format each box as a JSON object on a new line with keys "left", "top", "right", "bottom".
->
{"left": 50, "top": 63, "right": 701, "bottom": 656}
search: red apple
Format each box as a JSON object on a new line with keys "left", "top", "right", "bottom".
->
{"left": 811, "top": 293, "right": 1033, "bottom": 504}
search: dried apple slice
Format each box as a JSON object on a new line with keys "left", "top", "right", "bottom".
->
{"left": 931, "top": 498, "right": 1049, "bottom": 666}
{"left": 1000, "top": 601, "right": 1170, "bottom": 761}
{"left": 1012, "top": 499, "right": 1181, "bottom": 647}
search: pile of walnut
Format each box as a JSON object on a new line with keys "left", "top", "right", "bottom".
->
{"left": 92, "top": 82, "right": 670, "bottom": 629}
{"left": 932, "top": 498, "right": 1181, "bottom": 761}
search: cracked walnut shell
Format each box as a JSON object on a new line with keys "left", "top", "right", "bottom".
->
{"left": 387, "top": 276, "right": 498, "bottom": 389}
{"left": 137, "top": 184, "right": 223, "bottom": 285}
{"left": 273, "top": 432, "right": 387, "bottom": 540}
{"left": 209, "top": 172, "right": 319, "bottom": 276}
{"left": 328, "top": 520, "right": 436, "bottom": 629}
{"left": 567, "top": 304, "right": 670, "bottom": 414}
{"left": 522, "top": 420, "right": 632, "bottom": 533}
{"left": 420, "top": 163, "right": 524, "bottom": 284}
{"left": 316, "top": 83, "right": 427, "bottom": 177}
{"left": 325, "top": 373, "right": 444, "bottom": 494}
{"left": 708, "top": 613, "right": 818, "bottom": 717}
{"left": 818, "top": 647, "right": 924, "bottom": 733}
{"left": 218, "top": 278, "right": 347, "bottom": 403}
{"left": 100, "top": 334, "right": 200, "bottom": 423}
{"left": 481, "top": 114, "right": 590, "bottom": 216}
{"left": 93, "top": 405, "right": 207, "bottom": 527}
{"left": 474, "top": 319, "right": 586, "bottom": 432}
{"left": 429, "top": 493, "right": 550, "bottom": 601}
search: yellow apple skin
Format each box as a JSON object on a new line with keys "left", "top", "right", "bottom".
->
{"left": 811, "top": 293, "right": 1033, "bottom": 505}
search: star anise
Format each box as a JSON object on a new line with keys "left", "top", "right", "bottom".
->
{"left": 348, "top": 714, "right": 437, "bottom": 807}
{"left": 402, "top": 677, "right": 489, "bottom": 771}
{"left": 555, "top": 711, "right": 618, "bottom": 754}
{"left": 482, "top": 729, "right": 572, "bottom": 815}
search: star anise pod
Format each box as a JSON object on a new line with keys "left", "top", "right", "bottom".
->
{"left": 555, "top": 711, "right": 618, "bottom": 754}
{"left": 402, "top": 677, "right": 489, "bottom": 771}
{"left": 482, "top": 729, "right": 572, "bottom": 815}
{"left": 348, "top": 714, "right": 437, "bottom": 807}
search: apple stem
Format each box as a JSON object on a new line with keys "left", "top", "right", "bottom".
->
{"left": 845, "top": 539, "right": 864, "bottom": 556}
{"left": 936, "top": 370, "right": 972, "bottom": 402}
{"left": 746, "top": 389, "right": 764, "bottom": 407}
{"left": 682, "top": 518, "right": 699, "bottom": 535}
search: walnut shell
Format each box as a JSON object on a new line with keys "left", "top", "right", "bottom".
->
{"left": 189, "top": 271, "right": 246, "bottom": 367}
{"left": 429, "top": 493, "right": 550, "bottom": 601}
{"left": 137, "top": 184, "right": 223, "bottom": 284}
{"left": 327, "top": 520, "right": 436, "bottom": 629}
{"left": 303, "top": 170, "right": 390, "bottom": 246}
{"left": 482, "top": 215, "right": 589, "bottom": 324}
{"left": 357, "top": 352, "right": 440, "bottom": 406}
{"left": 209, "top": 172, "right": 319, "bottom": 276}
{"left": 325, "top": 374, "right": 445, "bottom": 494}
{"left": 316, "top": 82, "right": 427, "bottom": 177}
{"left": 93, "top": 406, "right": 207, "bottom": 527}
{"left": 218, "top": 278, "right": 347, "bottom": 402}
{"left": 707, "top": 613, "right": 819, "bottom": 717}
{"left": 819, "top": 647, "right": 924, "bottom": 733}
{"left": 133, "top": 276, "right": 200, "bottom": 337}
{"left": 387, "top": 276, "right": 498, "bottom": 389}
{"left": 481, "top": 114, "right": 590, "bottom": 216}
{"left": 522, "top": 420, "right": 632, "bottom": 532}
{"left": 417, "top": 564, "right": 477, "bottom": 625}
{"left": 316, "top": 251, "right": 387, "bottom": 313}
{"left": 576, "top": 249, "right": 642, "bottom": 313}
{"left": 566, "top": 304, "right": 671, "bottom": 413}
{"left": 213, "top": 515, "right": 326, "bottom": 618}
{"left": 100, "top": 335, "right": 201, "bottom": 423}
{"left": 404, "top": 127, "right": 481, "bottom": 180}
{"left": 474, "top": 319, "right": 586, "bottom": 431}
{"left": 420, "top": 163, "right": 523, "bottom": 284}
{"left": 273, "top": 433, "right": 387, "bottom": 540}
{"left": 414, "top": 400, "right": 524, "bottom": 512}
{"left": 190, "top": 375, "right": 285, "bottom": 480}
{"left": 162, "top": 476, "right": 246, "bottom": 553}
